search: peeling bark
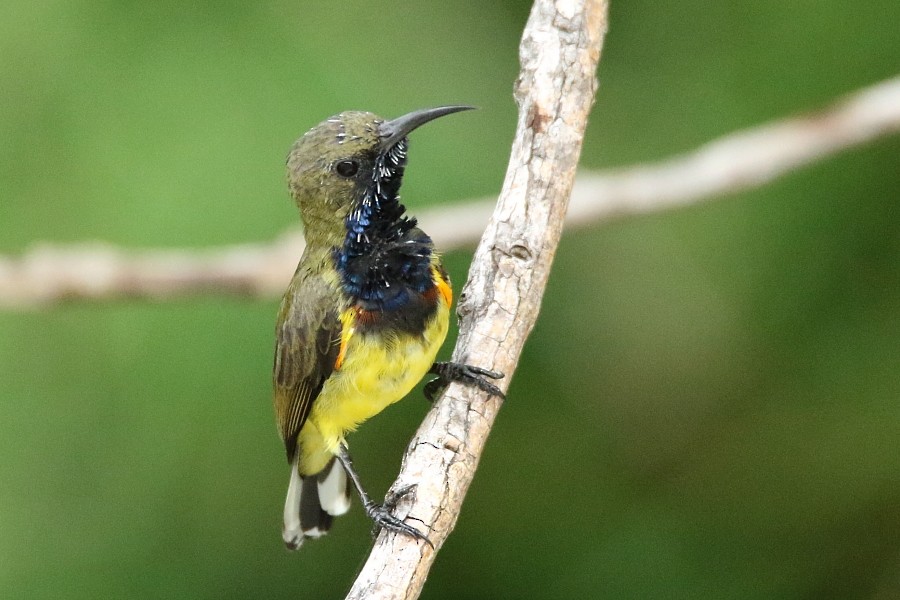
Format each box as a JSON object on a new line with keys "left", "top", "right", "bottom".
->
{"left": 344, "top": 2, "right": 609, "bottom": 599}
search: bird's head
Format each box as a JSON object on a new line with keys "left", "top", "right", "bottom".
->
{"left": 286, "top": 106, "right": 474, "bottom": 246}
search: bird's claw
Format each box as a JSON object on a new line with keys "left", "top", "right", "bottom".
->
{"left": 425, "top": 361, "right": 506, "bottom": 401}
{"left": 364, "top": 486, "right": 432, "bottom": 547}
{"left": 384, "top": 483, "right": 418, "bottom": 511}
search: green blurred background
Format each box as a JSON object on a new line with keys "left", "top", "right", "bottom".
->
{"left": 2, "top": 1, "right": 899, "bottom": 598}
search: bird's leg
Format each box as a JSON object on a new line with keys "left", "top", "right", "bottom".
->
{"left": 337, "top": 444, "right": 432, "bottom": 546}
{"left": 424, "top": 361, "right": 506, "bottom": 402}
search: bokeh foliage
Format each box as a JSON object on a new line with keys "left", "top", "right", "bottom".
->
{"left": 2, "top": 1, "right": 899, "bottom": 598}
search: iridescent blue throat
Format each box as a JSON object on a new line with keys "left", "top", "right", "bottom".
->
{"left": 334, "top": 139, "right": 435, "bottom": 311}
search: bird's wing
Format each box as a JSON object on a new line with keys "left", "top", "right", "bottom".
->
{"left": 273, "top": 273, "right": 343, "bottom": 462}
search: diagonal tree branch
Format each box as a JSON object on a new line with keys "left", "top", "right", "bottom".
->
{"left": 570, "top": 74, "right": 900, "bottom": 222}
{"left": 1, "top": 76, "right": 899, "bottom": 310}
{"left": 343, "top": 1, "right": 608, "bottom": 599}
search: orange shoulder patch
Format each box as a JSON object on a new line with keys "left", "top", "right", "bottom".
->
{"left": 334, "top": 309, "right": 356, "bottom": 370}
{"left": 431, "top": 265, "right": 453, "bottom": 307}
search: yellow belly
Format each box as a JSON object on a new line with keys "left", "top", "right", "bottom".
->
{"left": 297, "top": 299, "right": 449, "bottom": 475}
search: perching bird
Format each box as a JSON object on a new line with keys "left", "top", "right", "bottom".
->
{"left": 274, "top": 106, "right": 503, "bottom": 550}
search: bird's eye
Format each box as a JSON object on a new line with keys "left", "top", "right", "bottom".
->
{"left": 335, "top": 160, "right": 359, "bottom": 178}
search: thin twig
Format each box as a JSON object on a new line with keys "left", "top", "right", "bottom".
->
{"left": 343, "top": 1, "right": 609, "bottom": 598}
{"left": 1, "top": 76, "right": 899, "bottom": 309}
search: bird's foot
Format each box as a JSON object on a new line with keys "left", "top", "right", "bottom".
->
{"left": 364, "top": 485, "right": 432, "bottom": 546}
{"left": 424, "top": 361, "right": 505, "bottom": 402}
{"left": 383, "top": 483, "right": 418, "bottom": 512}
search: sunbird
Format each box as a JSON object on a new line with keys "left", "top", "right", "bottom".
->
{"left": 274, "top": 106, "right": 503, "bottom": 550}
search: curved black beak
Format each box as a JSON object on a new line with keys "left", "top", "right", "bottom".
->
{"left": 378, "top": 105, "right": 476, "bottom": 150}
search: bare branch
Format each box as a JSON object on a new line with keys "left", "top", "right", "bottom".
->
{"left": 571, "top": 75, "right": 900, "bottom": 222}
{"left": 343, "top": 2, "right": 609, "bottom": 599}
{"left": 1, "top": 76, "right": 899, "bottom": 310}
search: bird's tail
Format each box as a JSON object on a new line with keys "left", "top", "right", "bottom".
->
{"left": 282, "top": 455, "right": 351, "bottom": 550}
